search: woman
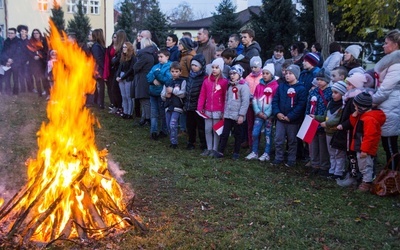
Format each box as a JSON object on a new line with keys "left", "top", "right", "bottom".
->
{"left": 178, "top": 37, "right": 196, "bottom": 79}
{"left": 166, "top": 33, "right": 180, "bottom": 62}
{"left": 372, "top": 29, "right": 400, "bottom": 169}
{"left": 90, "top": 29, "right": 106, "bottom": 109}
{"left": 116, "top": 42, "right": 136, "bottom": 119}
{"left": 103, "top": 30, "right": 127, "bottom": 114}
{"left": 133, "top": 37, "right": 154, "bottom": 126}
{"left": 342, "top": 44, "right": 363, "bottom": 73}
{"left": 27, "top": 29, "right": 48, "bottom": 98}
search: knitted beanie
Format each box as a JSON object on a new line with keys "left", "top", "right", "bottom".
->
{"left": 262, "top": 63, "right": 275, "bottom": 76}
{"left": 179, "top": 37, "right": 194, "bottom": 50}
{"left": 346, "top": 72, "right": 367, "bottom": 89}
{"left": 303, "top": 52, "right": 320, "bottom": 67}
{"left": 354, "top": 92, "right": 373, "bottom": 110}
{"left": 316, "top": 68, "right": 330, "bottom": 83}
{"left": 331, "top": 81, "right": 347, "bottom": 96}
{"left": 229, "top": 64, "right": 244, "bottom": 77}
{"left": 345, "top": 45, "right": 362, "bottom": 59}
{"left": 250, "top": 56, "right": 262, "bottom": 68}
{"left": 191, "top": 54, "right": 206, "bottom": 68}
{"left": 286, "top": 64, "right": 300, "bottom": 79}
{"left": 211, "top": 57, "right": 224, "bottom": 71}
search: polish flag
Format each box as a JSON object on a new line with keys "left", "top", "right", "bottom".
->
{"left": 297, "top": 115, "right": 319, "bottom": 144}
{"left": 213, "top": 119, "right": 224, "bottom": 136}
{"left": 196, "top": 110, "right": 209, "bottom": 119}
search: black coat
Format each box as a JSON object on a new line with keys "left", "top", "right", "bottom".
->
{"left": 132, "top": 46, "right": 154, "bottom": 99}
{"left": 91, "top": 42, "right": 105, "bottom": 79}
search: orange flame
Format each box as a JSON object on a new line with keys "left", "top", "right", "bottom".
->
{"left": 0, "top": 22, "right": 130, "bottom": 243}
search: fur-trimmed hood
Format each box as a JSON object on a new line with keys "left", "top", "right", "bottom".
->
{"left": 375, "top": 50, "right": 400, "bottom": 73}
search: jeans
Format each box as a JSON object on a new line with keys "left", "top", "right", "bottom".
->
{"left": 179, "top": 112, "right": 187, "bottom": 131}
{"left": 166, "top": 110, "right": 181, "bottom": 145}
{"left": 251, "top": 117, "right": 273, "bottom": 154}
{"left": 119, "top": 80, "right": 133, "bottom": 115}
{"left": 4, "top": 67, "right": 19, "bottom": 95}
{"left": 274, "top": 120, "right": 298, "bottom": 162}
{"left": 150, "top": 95, "right": 168, "bottom": 134}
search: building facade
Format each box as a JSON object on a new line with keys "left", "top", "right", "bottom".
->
{"left": 0, "top": 0, "right": 114, "bottom": 44}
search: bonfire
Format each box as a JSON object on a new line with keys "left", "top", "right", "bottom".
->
{"left": 0, "top": 22, "right": 144, "bottom": 247}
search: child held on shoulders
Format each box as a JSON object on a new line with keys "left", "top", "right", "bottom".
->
{"left": 314, "top": 81, "right": 347, "bottom": 179}
{"left": 147, "top": 49, "right": 172, "bottom": 140}
{"left": 161, "top": 62, "right": 186, "bottom": 149}
{"left": 271, "top": 64, "right": 308, "bottom": 167}
{"left": 214, "top": 64, "right": 250, "bottom": 160}
{"left": 307, "top": 69, "right": 332, "bottom": 176}
{"left": 197, "top": 58, "right": 228, "bottom": 156}
{"left": 348, "top": 92, "right": 386, "bottom": 192}
{"left": 245, "top": 63, "right": 279, "bottom": 161}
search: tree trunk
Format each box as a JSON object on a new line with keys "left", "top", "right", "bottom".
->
{"left": 313, "top": 0, "right": 334, "bottom": 59}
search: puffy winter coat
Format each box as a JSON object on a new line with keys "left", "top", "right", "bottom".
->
{"left": 372, "top": 50, "right": 400, "bottom": 137}
{"left": 252, "top": 79, "right": 279, "bottom": 117}
{"left": 223, "top": 79, "right": 250, "bottom": 121}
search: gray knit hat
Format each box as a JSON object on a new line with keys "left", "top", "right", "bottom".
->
{"left": 345, "top": 45, "right": 362, "bottom": 59}
{"left": 354, "top": 92, "right": 372, "bottom": 112}
{"left": 179, "top": 37, "right": 194, "bottom": 50}
{"left": 331, "top": 81, "right": 347, "bottom": 96}
{"left": 286, "top": 64, "right": 300, "bottom": 79}
{"left": 250, "top": 56, "right": 262, "bottom": 68}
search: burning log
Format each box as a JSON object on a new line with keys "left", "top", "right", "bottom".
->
{"left": 0, "top": 21, "right": 146, "bottom": 246}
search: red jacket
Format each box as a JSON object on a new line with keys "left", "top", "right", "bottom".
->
{"left": 197, "top": 75, "right": 228, "bottom": 112}
{"left": 349, "top": 109, "right": 386, "bottom": 156}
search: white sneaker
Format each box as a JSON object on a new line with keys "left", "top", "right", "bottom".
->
{"left": 245, "top": 152, "right": 258, "bottom": 160}
{"left": 258, "top": 153, "right": 270, "bottom": 161}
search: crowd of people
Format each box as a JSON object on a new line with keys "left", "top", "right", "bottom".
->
{"left": 2, "top": 24, "right": 400, "bottom": 193}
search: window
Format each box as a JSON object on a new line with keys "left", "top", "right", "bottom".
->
{"left": 38, "top": 0, "right": 48, "bottom": 11}
{"left": 66, "top": 0, "right": 75, "bottom": 13}
{"left": 88, "top": 0, "right": 100, "bottom": 14}
{"left": 0, "top": 0, "right": 4, "bottom": 8}
{"left": 66, "top": 0, "right": 90, "bottom": 14}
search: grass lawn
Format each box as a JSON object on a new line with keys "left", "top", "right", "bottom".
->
{"left": 0, "top": 93, "right": 399, "bottom": 249}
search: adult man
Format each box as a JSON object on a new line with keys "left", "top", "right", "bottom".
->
{"left": 195, "top": 28, "right": 215, "bottom": 64}
{"left": 1, "top": 28, "right": 21, "bottom": 95}
{"left": 240, "top": 29, "right": 261, "bottom": 60}
{"left": 228, "top": 33, "right": 244, "bottom": 55}
{"left": 18, "top": 25, "right": 31, "bottom": 93}
{"left": 138, "top": 30, "right": 159, "bottom": 65}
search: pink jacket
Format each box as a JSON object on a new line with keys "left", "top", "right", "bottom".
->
{"left": 197, "top": 74, "right": 228, "bottom": 112}
{"left": 245, "top": 72, "right": 262, "bottom": 95}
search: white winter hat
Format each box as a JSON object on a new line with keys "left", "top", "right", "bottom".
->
{"left": 262, "top": 63, "right": 275, "bottom": 76}
{"left": 345, "top": 45, "right": 362, "bottom": 59}
{"left": 211, "top": 57, "right": 224, "bottom": 71}
{"left": 346, "top": 72, "right": 367, "bottom": 89}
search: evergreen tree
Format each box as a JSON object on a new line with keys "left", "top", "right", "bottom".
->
{"left": 115, "top": 0, "right": 135, "bottom": 42}
{"left": 131, "top": 0, "right": 153, "bottom": 34}
{"left": 209, "top": 0, "right": 241, "bottom": 46}
{"left": 250, "top": 0, "right": 298, "bottom": 61}
{"left": 50, "top": 0, "right": 65, "bottom": 34}
{"left": 298, "top": 0, "right": 315, "bottom": 44}
{"left": 143, "top": 1, "right": 172, "bottom": 48}
{"left": 66, "top": 0, "right": 91, "bottom": 45}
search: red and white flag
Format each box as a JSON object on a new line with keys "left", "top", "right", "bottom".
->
{"left": 213, "top": 119, "right": 224, "bottom": 136}
{"left": 196, "top": 110, "right": 209, "bottom": 119}
{"left": 297, "top": 115, "right": 319, "bottom": 144}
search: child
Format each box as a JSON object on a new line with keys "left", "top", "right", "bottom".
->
{"left": 307, "top": 69, "right": 332, "bottom": 176}
{"left": 243, "top": 56, "right": 263, "bottom": 149}
{"left": 330, "top": 66, "right": 348, "bottom": 84}
{"left": 315, "top": 81, "right": 347, "bottom": 179}
{"left": 332, "top": 72, "right": 367, "bottom": 186}
{"left": 245, "top": 63, "right": 279, "bottom": 161}
{"left": 349, "top": 92, "right": 386, "bottom": 192}
{"left": 271, "top": 65, "right": 307, "bottom": 167}
{"left": 184, "top": 54, "right": 207, "bottom": 150}
{"left": 197, "top": 58, "right": 228, "bottom": 156}
{"left": 214, "top": 64, "right": 250, "bottom": 160}
{"left": 147, "top": 49, "right": 172, "bottom": 140}
{"left": 161, "top": 62, "right": 186, "bottom": 149}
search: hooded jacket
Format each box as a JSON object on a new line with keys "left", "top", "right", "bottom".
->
{"left": 223, "top": 79, "right": 250, "bottom": 121}
{"left": 184, "top": 54, "right": 207, "bottom": 111}
{"left": 372, "top": 50, "right": 400, "bottom": 137}
{"left": 349, "top": 109, "right": 386, "bottom": 156}
{"left": 243, "top": 41, "right": 261, "bottom": 60}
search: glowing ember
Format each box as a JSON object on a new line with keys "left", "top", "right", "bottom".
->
{"left": 0, "top": 22, "right": 143, "bottom": 245}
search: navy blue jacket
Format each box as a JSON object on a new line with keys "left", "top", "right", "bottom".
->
{"left": 272, "top": 82, "right": 307, "bottom": 124}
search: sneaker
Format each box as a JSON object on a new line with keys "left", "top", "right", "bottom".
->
{"left": 270, "top": 159, "right": 282, "bottom": 166}
{"left": 108, "top": 107, "right": 117, "bottom": 114}
{"left": 201, "top": 149, "right": 211, "bottom": 156}
{"left": 358, "top": 182, "right": 372, "bottom": 192}
{"left": 232, "top": 153, "right": 239, "bottom": 160}
{"left": 258, "top": 153, "right": 270, "bottom": 162}
{"left": 245, "top": 152, "right": 258, "bottom": 160}
{"left": 336, "top": 173, "right": 357, "bottom": 187}
{"left": 285, "top": 161, "right": 295, "bottom": 167}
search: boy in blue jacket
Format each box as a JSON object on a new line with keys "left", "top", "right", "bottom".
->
{"left": 271, "top": 64, "right": 308, "bottom": 167}
{"left": 147, "top": 49, "right": 172, "bottom": 140}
